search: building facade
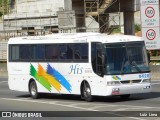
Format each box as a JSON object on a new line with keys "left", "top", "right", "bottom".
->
{"left": 0, "top": 0, "right": 75, "bottom": 37}
{"left": 0, "top": 0, "right": 140, "bottom": 61}
{"left": 0, "top": 0, "right": 100, "bottom": 40}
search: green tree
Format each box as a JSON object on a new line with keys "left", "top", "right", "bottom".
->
{"left": 0, "top": 0, "right": 8, "bottom": 17}
{"left": 112, "top": 24, "right": 141, "bottom": 34}
{"left": 135, "top": 24, "right": 141, "bottom": 32}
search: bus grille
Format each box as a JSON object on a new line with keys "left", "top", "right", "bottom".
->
{"left": 120, "top": 80, "right": 141, "bottom": 84}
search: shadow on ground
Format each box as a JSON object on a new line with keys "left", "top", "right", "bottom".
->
{"left": 16, "top": 92, "right": 160, "bottom": 103}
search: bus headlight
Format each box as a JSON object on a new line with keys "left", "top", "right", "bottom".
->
{"left": 142, "top": 79, "right": 151, "bottom": 83}
{"left": 107, "top": 81, "right": 121, "bottom": 86}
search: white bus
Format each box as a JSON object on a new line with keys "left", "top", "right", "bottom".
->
{"left": 7, "top": 33, "right": 151, "bottom": 101}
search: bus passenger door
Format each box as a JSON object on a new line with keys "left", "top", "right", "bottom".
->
{"left": 91, "top": 42, "right": 104, "bottom": 77}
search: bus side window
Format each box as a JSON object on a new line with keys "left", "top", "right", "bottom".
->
{"left": 45, "top": 45, "right": 52, "bottom": 59}
{"left": 74, "top": 43, "right": 88, "bottom": 60}
{"left": 20, "top": 45, "right": 30, "bottom": 60}
{"left": 59, "top": 45, "right": 67, "bottom": 59}
{"left": 74, "top": 44, "right": 81, "bottom": 60}
{"left": 81, "top": 44, "right": 88, "bottom": 60}
{"left": 10, "top": 45, "right": 20, "bottom": 61}
{"left": 52, "top": 47, "right": 58, "bottom": 59}
{"left": 66, "top": 45, "right": 73, "bottom": 59}
{"left": 31, "top": 45, "right": 36, "bottom": 60}
{"left": 45, "top": 45, "right": 58, "bottom": 60}
{"left": 31, "top": 45, "right": 45, "bottom": 60}
{"left": 75, "top": 49, "right": 81, "bottom": 59}
{"left": 37, "top": 45, "right": 45, "bottom": 60}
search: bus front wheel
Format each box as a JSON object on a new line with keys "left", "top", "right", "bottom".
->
{"left": 29, "top": 81, "right": 39, "bottom": 99}
{"left": 82, "top": 81, "right": 93, "bottom": 102}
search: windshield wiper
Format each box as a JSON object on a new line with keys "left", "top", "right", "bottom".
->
{"left": 120, "top": 57, "right": 125, "bottom": 74}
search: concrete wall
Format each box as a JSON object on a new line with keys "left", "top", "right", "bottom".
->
{"left": 105, "top": 0, "right": 140, "bottom": 13}
{"left": 86, "top": 16, "right": 99, "bottom": 32}
{"left": 16, "top": 0, "right": 65, "bottom": 14}
{"left": 0, "top": 42, "right": 7, "bottom": 61}
{"left": 72, "top": 0, "right": 86, "bottom": 32}
{"left": 1, "top": 0, "right": 74, "bottom": 35}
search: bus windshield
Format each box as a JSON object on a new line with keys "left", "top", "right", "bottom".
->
{"left": 104, "top": 42, "right": 150, "bottom": 75}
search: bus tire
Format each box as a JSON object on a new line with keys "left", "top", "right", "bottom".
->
{"left": 82, "top": 81, "right": 93, "bottom": 102}
{"left": 29, "top": 81, "right": 39, "bottom": 99}
{"left": 120, "top": 94, "right": 130, "bottom": 100}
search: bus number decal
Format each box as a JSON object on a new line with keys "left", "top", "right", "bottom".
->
{"left": 139, "top": 73, "right": 150, "bottom": 79}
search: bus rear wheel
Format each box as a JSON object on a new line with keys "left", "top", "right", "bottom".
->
{"left": 82, "top": 81, "right": 93, "bottom": 102}
{"left": 29, "top": 81, "right": 39, "bottom": 99}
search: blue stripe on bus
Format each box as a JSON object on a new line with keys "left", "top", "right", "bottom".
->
{"left": 47, "top": 64, "right": 72, "bottom": 93}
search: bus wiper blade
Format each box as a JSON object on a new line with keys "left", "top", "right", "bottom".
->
{"left": 120, "top": 57, "right": 125, "bottom": 75}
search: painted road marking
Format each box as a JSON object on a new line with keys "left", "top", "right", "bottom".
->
{"left": 1, "top": 97, "right": 160, "bottom": 110}
{"left": 114, "top": 107, "right": 154, "bottom": 111}
{"left": 0, "top": 97, "right": 95, "bottom": 111}
{"left": 0, "top": 97, "right": 149, "bottom": 120}
{"left": 0, "top": 98, "right": 160, "bottom": 120}
{"left": 90, "top": 105, "right": 118, "bottom": 110}
{"left": 151, "top": 83, "right": 160, "bottom": 85}
{"left": 88, "top": 103, "right": 159, "bottom": 110}
{"left": 0, "top": 81, "right": 7, "bottom": 84}
{"left": 70, "top": 103, "right": 92, "bottom": 106}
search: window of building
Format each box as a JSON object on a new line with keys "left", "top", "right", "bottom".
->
{"left": 85, "top": 2, "right": 98, "bottom": 12}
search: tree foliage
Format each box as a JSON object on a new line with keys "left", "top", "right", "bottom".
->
{"left": 135, "top": 24, "right": 141, "bottom": 32}
{"left": 0, "top": 0, "right": 8, "bottom": 17}
{"left": 112, "top": 24, "right": 141, "bottom": 34}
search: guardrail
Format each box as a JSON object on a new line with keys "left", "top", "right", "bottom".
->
{"left": 150, "top": 56, "right": 160, "bottom": 61}
{"left": 0, "top": 42, "right": 7, "bottom": 61}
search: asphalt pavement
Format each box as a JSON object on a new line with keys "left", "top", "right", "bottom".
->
{"left": 0, "top": 77, "right": 160, "bottom": 120}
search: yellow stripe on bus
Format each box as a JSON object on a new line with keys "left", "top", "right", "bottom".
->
{"left": 37, "top": 64, "right": 61, "bottom": 92}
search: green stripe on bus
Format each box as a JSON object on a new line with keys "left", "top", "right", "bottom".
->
{"left": 30, "top": 64, "right": 52, "bottom": 92}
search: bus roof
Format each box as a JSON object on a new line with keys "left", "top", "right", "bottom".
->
{"left": 8, "top": 33, "right": 143, "bottom": 44}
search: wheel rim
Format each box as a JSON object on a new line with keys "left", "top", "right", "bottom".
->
{"left": 84, "top": 84, "right": 91, "bottom": 98}
{"left": 31, "top": 85, "right": 36, "bottom": 96}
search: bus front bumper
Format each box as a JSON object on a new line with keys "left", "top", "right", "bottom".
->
{"left": 106, "top": 83, "right": 151, "bottom": 96}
